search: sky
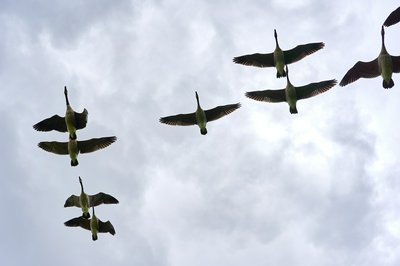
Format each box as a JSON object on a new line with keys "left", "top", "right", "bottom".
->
{"left": 1, "top": 0, "right": 400, "bottom": 265}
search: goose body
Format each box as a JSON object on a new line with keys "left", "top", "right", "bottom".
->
{"left": 246, "top": 66, "right": 337, "bottom": 114}
{"left": 64, "top": 176, "right": 119, "bottom": 218}
{"left": 159, "top": 91, "right": 240, "bottom": 135}
{"left": 233, "top": 29, "right": 324, "bottom": 78}
{"left": 340, "top": 26, "right": 400, "bottom": 89}
{"left": 33, "top": 86, "right": 88, "bottom": 139}
{"left": 64, "top": 207, "right": 115, "bottom": 241}
{"left": 384, "top": 6, "right": 400, "bottom": 27}
{"left": 38, "top": 136, "right": 117, "bottom": 166}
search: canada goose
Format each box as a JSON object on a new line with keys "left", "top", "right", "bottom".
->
{"left": 33, "top": 86, "right": 88, "bottom": 140}
{"left": 384, "top": 6, "right": 400, "bottom": 27}
{"left": 64, "top": 207, "right": 115, "bottom": 241}
{"left": 246, "top": 65, "right": 337, "bottom": 114}
{"left": 159, "top": 91, "right": 240, "bottom": 135}
{"left": 38, "top": 136, "right": 117, "bottom": 166}
{"left": 340, "top": 26, "right": 400, "bottom": 89}
{"left": 64, "top": 176, "right": 119, "bottom": 218}
{"left": 233, "top": 29, "right": 324, "bottom": 78}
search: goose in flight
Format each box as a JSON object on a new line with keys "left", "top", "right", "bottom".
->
{"left": 64, "top": 176, "right": 119, "bottom": 218}
{"left": 38, "top": 136, "right": 117, "bottom": 166}
{"left": 233, "top": 29, "right": 324, "bottom": 78}
{"left": 246, "top": 66, "right": 337, "bottom": 114}
{"left": 33, "top": 86, "right": 88, "bottom": 140}
{"left": 340, "top": 26, "right": 400, "bottom": 89}
{"left": 159, "top": 91, "right": 240, "bottom": 135}
{"left": 64, "top": 207, "right": 115, "bottom": 241}
{"left": 384, "top": 6, "right": 400, "bottom": 27}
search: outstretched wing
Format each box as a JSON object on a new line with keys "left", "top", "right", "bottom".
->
{"left": 159, "top": 112, "right": 197, "bottom": 126}
{"left": 64, "top": 216, "right": 91, "bottom": 231}
{"left": 74, "top": 108, "right": 88, "bottom": 130}
{"left": 38, "top": 141, "right": 69, "bottom": 155}
{"left": 204, "top": 103, "right": 241, "bottom": 123}
{"left": 339, "top": 59, "right": 380, "bottom": 86}
{"left": 392, "top": 55, "right": 400, "bottom": 73}
{"left": 33, "top": 115, "right": 67, "bottom": 132}
{"left": 296, "top": 79, "right": 337, "bottom": 100}
{"left": 284, "top": 42, "right": 325, "bottom": 64}
{"left": 233, "top": 53, "right": 275, "bottom": 68}
{"left": 78, "top": 136, "right": 117, "bottom": 154}
{"left": 98, "top": 220, "right": 116, "bottom": 235}
{"left": 384, "top": 7, "right": 400, "bottom": 27}
{"left": 64, "top": 195, "right": 80, "bottom": 208}
{"left": 90, "top": 192, "right": 119, "bottom": 207}
{"left": 245, "top": 89, "right": 286, "bottom": 103}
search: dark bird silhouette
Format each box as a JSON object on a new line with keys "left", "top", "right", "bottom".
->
{"left": 160, "top": 91, "right": 240, "bottom": 135}
{"left": 64, "top": 207, "right": 115, "bottom": 241}
{"left": 33, "top": 86, "right": 88, "bottom": 139}
{"left": 340, "top": 26, "right": 400, "bottom": 89}
{"left": 233, "top": 29, "right": 324, "bottom": 78}
{"left": 64, "top": 176, "right": 119, "bottom": 218}
{"left": 246, "top": 66, "right": 337, "bottom": 114}
{"left": 38, "top": 136, "right": 117, "bottom": 166}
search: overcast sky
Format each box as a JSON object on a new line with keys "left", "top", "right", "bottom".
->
{"left": 1, "top": 0, "right": 400, "bottom": 265}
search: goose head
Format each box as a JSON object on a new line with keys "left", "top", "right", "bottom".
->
{"left": 79, "top": 176, "right": 84, "bottom": 193}
{"left": 285, "top": 65, "right": 291, "bottom": 84}
{"left": 64, "top": 86, "right": 70, "bottom": 106}
{"left": 195, "top": 91, "right": 201, "bottom": 108}
{"left": 274, "top": 29, "right": 279, "bottom": 47}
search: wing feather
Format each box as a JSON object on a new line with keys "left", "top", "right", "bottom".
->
{"left": 245, "top": 89, "right": 286, "bottom": 103}
{"left": 78, "top": 136, "right": 117, "bottom": 154}
{"left": 233, "top": 53, "right": 275, "bottom": 68}
{"left": 204, "top": 103, "right": 241, "bottom": 122}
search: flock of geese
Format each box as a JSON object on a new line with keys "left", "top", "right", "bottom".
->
{"left": 33, "top": 7, "right": 400, "bottom": 241}
{"left": 34, "top": 87, "right": 118, "bottom": 240}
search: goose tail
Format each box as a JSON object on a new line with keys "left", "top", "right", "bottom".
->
{"left": 71, "top": 159, "right": 79, "bottom": 167}
{"left": 70, "top": 132, "right": 77, "bottom": 140}
{"left": 383, "top": 79, "right": 394, "bottom": 89}
{"left": 290, "top": 107, "right": 298, "bottom": 114}
{"left": 277, "top": 69, "right": 286, "bottom": 78}
{"left": 200, "top": 128, "right": 207, "bottom": 135}
{"left": 82, "top": 212, "right": 90, "bottom": 219}
{"left": 92, "top": 234, "right": 98, "bottom": 241}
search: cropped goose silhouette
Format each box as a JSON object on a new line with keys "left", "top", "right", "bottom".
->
{"left": 233, "top": 29, "right": 324, "bottom": 78}
{"left": 64, "top": 176, "right": 119, "bottom": 218}
{"left": 159, "top": 91, "right": 240, "bottom": 135}
{"left": 64, "top": 207, "right": 115, "bottom": 241}
{"left": 33, "top": 86, "right": 88, "bottom": 139}
{"left": 384, "top": 6, "right": 400, "bottom": 27}
{"left": 246, "top": 66, "right": 337, "bottom": 114}
{"left": 38, "top": 136, "right": 117, "bottom": 166}
{"left": 340, "top": 26, "right": 400, "bottom": 89}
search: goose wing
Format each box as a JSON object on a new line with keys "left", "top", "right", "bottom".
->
{"left": 284, "top": 42, "right": 325, "bottom": 64}
{"left": 392, "top": 55, "right": 400, "bottom": 73}
{"left": 98, "top": 219, "right": 116, "bottom": 235}
{"left": 204, "top": 103, "right": 241, "bottom": 122}
{"left": 89, "top": 192, "right": 119, "bottom": 207}
{"left": 245, "top": 89, "right": 286, "bottom": 103}
{"left": 33, "top": 115, "right": 67, "bottom": 132}
{"left": 38, "top": 141, "right": 69, "bottom": 155}
{"left": 77, "top": 137, "right": 117, "bottom": 154}
{"left": 159, "top": 113, "right": 197, "bottom": 126}
{"left": 74, "top": 109, "right": 88, "bottom": 130}
{"left": 296, "top": 79, "right": 337, "bottom": 100}
{"left": 64, "top": 216, "right": 91, "bottom": 231}
{"left": 64, "top": 195, "right": 80, "bottom": 208}
{"left": 339, "top": 59, "right": 380, "bottom": 86}
{"left": 384, "top": 7, "right": 400, "bottom": 27}
{"left": 233, "top": 53, "right": 275, "bottom": 67}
